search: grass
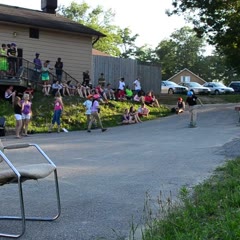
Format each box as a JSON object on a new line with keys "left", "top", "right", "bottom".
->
{"left": 140, "top": 157, "right": 240, "bottom": 240}
{"left": 1, "top": 91, "right": 171, "bottom": 134}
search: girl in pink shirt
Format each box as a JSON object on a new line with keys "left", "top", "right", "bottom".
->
{"left": 48, "top": 92, "right": 64, "bottom": 133}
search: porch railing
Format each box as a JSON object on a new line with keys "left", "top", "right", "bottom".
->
{"left": 0, "top": 57, "right": 80, "bottom": 89}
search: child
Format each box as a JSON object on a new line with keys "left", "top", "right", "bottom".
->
{"left": 13, "top": 96, "right": 22, "bottom": 138}
{"left": 83, "top": 94, "right": 93, "bottom": 128}
{"left": 87, "top": 95, "right": 107, "bottom": 132}
{"left": 175, "top": 97, "right": 185, "bottom": 114}
{"left": 48, "top": 92, "right": 64, "bottom": 133}
{"left": 21, "top": 94, "right": 32, "bottom": 136}
{"left": 129, "top": 106, "right": 142, "bottom": 123}
{"left": 138, "top": 103, "right": 150, "bottom": 117}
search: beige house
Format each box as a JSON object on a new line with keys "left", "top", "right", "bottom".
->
{"left": 0, "top": 2, "right": 105, "bottom": 82}
{"left": 168, "top": 68, "right": 206, "bottom": 85}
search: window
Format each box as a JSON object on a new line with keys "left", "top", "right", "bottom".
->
{"left": 181, "top": 76, "right": 190, "bottom": 83}
{"left": 29, "top": 28, "right": 39, "bottom": 39}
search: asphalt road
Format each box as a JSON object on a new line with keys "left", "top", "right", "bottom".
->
{"left": 0, "top": 103, "right": 240, "bottom": 240}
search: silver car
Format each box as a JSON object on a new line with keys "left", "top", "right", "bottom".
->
{"left": 161, "top": 81, "right": 188, "bottom": 94}
{"left": 178, "top": 82, "right": 211, "bottom": 95}
{"left": 203, "top": 82, "right": 234, "bottom": 95}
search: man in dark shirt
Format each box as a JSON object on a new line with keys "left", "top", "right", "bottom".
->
{"left": 7, "top": 43, "right": 18, "bottom": 76}
{"left": 82, "top": 70, "right": 90, "bottom": 87}
{"left": 55, "top": 58, "right": 63, "bottom": 82}
{"left": 186, "top": 90, "right": 203, "bottom": 127}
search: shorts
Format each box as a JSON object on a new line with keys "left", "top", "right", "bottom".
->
{"left": 14, "top": 114, "right": 22, "bottom": 121}
{"left": 22, "top": 113, "right": 31, "bottom": 120}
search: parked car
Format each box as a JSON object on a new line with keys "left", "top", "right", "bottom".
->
{"left": 228, "top": 81, "right": 240, "bottom": 93}
{"left": 161, "top": 81, "right": 188, "bottom": 94}
{"left": 178, "top": 82, "right": 211, "bottom": 95}
{"left": 203, "top": 82, "right": 234, "bottom": 95}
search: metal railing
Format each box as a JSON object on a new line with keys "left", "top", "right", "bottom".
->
{"left": 0, "top": 57, "right": 80, "bottom": 89}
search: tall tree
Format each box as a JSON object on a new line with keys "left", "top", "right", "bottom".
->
{"left": 167, "top": 0, "right": 240, "bottom": 73}
{"left": 59, "top": 1, "right": 122, "bottom": 56}
{"left": 156, "top": 27, "right": 205, "bottom": 79}
{"left": 118, "top": 28, "right": 139, "bottom": 58}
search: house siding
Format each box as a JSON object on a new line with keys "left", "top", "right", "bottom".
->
{"left": 0, "top": 24, "right": 92, "bottom": 81}
{"left": 169, "top": 69, "right": 206, "bottom": 85}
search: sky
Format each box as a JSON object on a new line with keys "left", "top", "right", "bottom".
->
{"left": 0, "top": 0, "right": 188, "bottom": 48}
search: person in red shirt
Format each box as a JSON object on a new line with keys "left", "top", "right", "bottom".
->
{"left": 144, "top": 91, "right": 160, "bottom": 107}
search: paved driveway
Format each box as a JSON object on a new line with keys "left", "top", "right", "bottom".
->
{"left": 0, "top": 103, "right": 240, "bottom": 240}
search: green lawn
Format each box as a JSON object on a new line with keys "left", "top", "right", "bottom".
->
{"left": 141, "top": 158, "right": 240, "bottom": 240}
{"left": 1, "top": 91, "right": 171, "bottom": 134}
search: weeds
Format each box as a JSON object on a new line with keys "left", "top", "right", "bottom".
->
{"left": 139, "top": 157, "right": 240, "bottom": 239}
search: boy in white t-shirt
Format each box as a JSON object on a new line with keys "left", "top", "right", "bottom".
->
{"left": 133, "top": 77, "right": 141, "bottom": 94}
{"left": 83, "top": 95, "right": 93, "bottom": 128}
{"left": 118, "top": 77, "right": 126, "bottom": 100}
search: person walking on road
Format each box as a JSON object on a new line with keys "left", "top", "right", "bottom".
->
{"left": 87, "top": 95, "right": 107, "bottom": 133}
{"left": 186, "top": 91, "right": 203, "bottom": 127}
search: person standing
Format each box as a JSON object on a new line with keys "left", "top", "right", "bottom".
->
{"left": 98, "top": 73, "right": 106, "bottom": 87}
{"left": 48, "top": 92, "right": 64, "bottom": 133}
{"left": 133, "top": 77, "right": 141, "bottom": 95}
{"left": 41, "top": 60, "right": 51, "bottom": 96}
{"left": 21, "top": 94, "right": 32, "bottom": 136}
{"left": 33, "top": 52, "right": 42, "bottom": 84}
{"left": 117, "top": 77, "right": 126, "bottom": 101}
{"left": 7, "top": 42, "right": 18, "bottom": 76}
{"left": 55, "top": 57, "right": 63, "bottom": 82}
{"left": 186, "top": 91, "right": 203, "bottom": 127}
{"left": 13, "top": 96, "right": 22, "bottom": 139}
{"left": 87, "top": 96, "right": 107, "bottom": 133}
{"left": 82, "top": 70, "right": 90, "bottom": 87}
{"left": 0, "top": 43, "right": 8, "bottom": 78}
{"left": 83, "top": 94, "right": 93, "bottom": 129}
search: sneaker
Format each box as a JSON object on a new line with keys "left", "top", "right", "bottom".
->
{"left": 87, "top": 130, "right": 91, "bottom": 133}
{"left": 102, "top": 128, "right": 107, "bottom": 132}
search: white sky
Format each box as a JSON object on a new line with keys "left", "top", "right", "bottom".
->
{"left": 0, "top": 0, "right": 188, "bottom": 48}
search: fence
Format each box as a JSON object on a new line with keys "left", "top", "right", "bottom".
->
{"left": 92, "top": 56, "right": 161, "bottom": 93}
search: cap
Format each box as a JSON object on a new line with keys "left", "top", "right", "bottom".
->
{"left": 11, "top": 42, "right": 16, "bottom": 46}
{"left": 178, "top": 97, "right": 183, "bottom": 101}
{"left": 87, "top": 94, "right": 93, "bottom": 99}
{"left": 187, "top": 91, "right": 193, "bottom": 96}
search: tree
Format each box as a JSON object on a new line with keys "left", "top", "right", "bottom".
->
{"left": 155, "top": 27, "right": 205, "bottom": 79}
{"left": 59, "top": 1, "right": 122, "bottom": 56}
{"left": 167, "top": 0, "right": 240, "bottom": 73}
{"left": 118, "top": 28, "right": 139, "bottom": 58}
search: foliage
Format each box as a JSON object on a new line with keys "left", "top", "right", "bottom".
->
{"left": 168, "top": 0, "right": 240, "bottom": 73}
{"left": 118, "top": 28, "right": 139, "bottom": 58}
{"left": 156, "top": 26, "right": 205, "bottom": 80}
{"left": 142, "top": 157, "right": 240, "bottom": 239}
{"left": 59, "top": 1, "right": 122, "bottom": 56}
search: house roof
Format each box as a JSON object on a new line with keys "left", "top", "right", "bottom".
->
{"left": 168, "top": 68, "right": 206, "bottom": 83}
{"left": 0, "top": 4, "right": 106, "bottom": 38}
{"left": 92, "top": 49, "right": 111, "bottom": 57}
